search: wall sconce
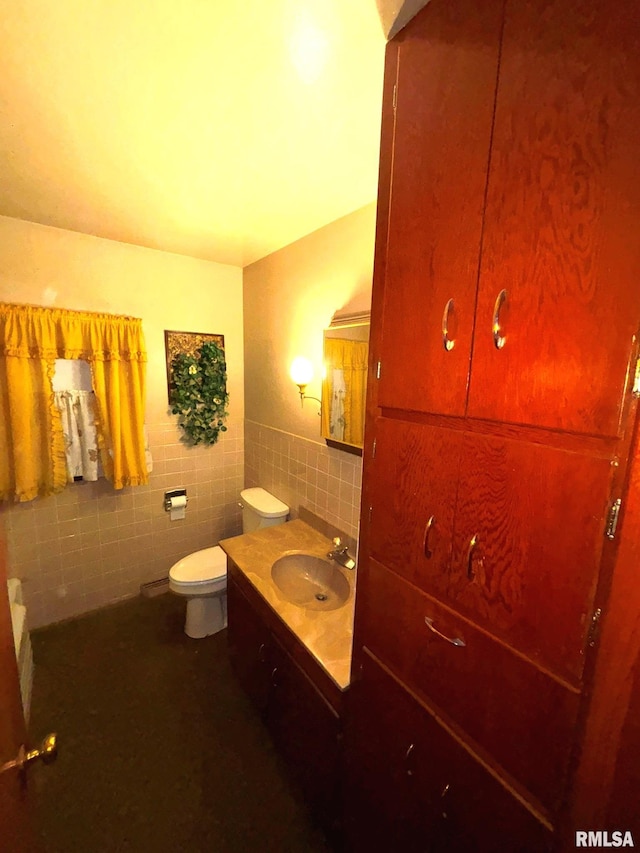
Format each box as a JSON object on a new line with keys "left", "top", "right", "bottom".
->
{"left": 290, "top": 356, "right": 321, "bottom": 410}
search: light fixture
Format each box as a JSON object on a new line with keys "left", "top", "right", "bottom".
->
{"left": 290, "top": 357, "right": 321, "bottom": 409}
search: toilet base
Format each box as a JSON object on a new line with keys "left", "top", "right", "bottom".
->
{"left": 184, "top": 593, "right": 227, "bottom": 639}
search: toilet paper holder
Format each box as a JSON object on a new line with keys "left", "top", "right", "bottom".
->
{"left": 164, "top": 488, "right": 188, "bottom": 511}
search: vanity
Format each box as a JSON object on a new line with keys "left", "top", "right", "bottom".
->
{"left": 219, "top": 519, "right": 355, "bottom": 838}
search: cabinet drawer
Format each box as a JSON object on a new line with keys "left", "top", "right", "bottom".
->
{"left": 357, "top": 558, "right": 580, "bottom": 813}
{"left": 347, "top": 649, "right": 553, "bottom": 852}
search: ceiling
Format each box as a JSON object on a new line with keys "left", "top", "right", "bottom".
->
{"left": 0, "top": 0, "right": 389, "bottom": 267}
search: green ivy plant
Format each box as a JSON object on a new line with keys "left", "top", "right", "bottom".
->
{"left": 169, "top": 341, "right": 229, "bottom": 445}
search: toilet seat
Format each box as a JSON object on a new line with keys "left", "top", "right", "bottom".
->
{"left": 169, "top": 545, "right": 227, "bottom": 597}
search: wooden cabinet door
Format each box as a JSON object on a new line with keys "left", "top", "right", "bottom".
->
{"left": 346, "top": 651, "right": 443, "bottom": 852}
{"left": 449, "top": 433, "right": 613, "bottom": 683}
{"left": 377, "top": 0, "right": 502, "bottom": 416}
{"left": 227, "top": 575, "right": 272, "bottom": 714}
{"left": 347, "top": 650, "right": 553, "bottom": 853}
{"left": 267, "top": 638, "right": 341, "bottom": 832}
{"left": 437, "top": 731, "right": 554, "bottom": 853}
{"left": 368, "top": 417, "right": 461, "bottom": 598}
{"left": 467, "top": 0, "right": 640, "bottom": 437}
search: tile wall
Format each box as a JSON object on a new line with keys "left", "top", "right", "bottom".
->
{"left": 244, "top": 420, "right": 363, "bottom": 541}
{"left": 4, "top": 416, "right": 244, "bottom": 629}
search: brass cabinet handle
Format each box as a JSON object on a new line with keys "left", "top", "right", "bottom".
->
{"left": 466, "top": 533, "right": 479, "bottom": 580}
{"left": 424, "top": 616, "right": 466, "bottom": 647}
{"left": 422, "top": 515, "right": 436, "bottom": 558}
{"left": 492, "top": 289, "right": 507, "bottom": 349}
{"left": 404, "top": 743, "right": 415, "bottom": 777}
{"left": 441, "top": 782, "right": 451, "bottom": 819}
{"left": 442, "top": 298, "right": 455, "bottom": 351}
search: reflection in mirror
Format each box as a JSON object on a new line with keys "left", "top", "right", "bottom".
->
{"left": 321, "top": 317, "right": 369, "bottom": 454}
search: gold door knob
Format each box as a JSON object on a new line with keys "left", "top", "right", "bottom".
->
{"left": 0, "top": 733, "right": 58, "bottom": 775}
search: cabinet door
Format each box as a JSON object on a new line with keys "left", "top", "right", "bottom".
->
{"left": 369, "top": 417, "right": 461, "bottom": 598}
{"left": 377, "top": 0, "right": 502, "bottom": 416}
{"left": 467, "top": 0, "right": 640, "bottom": 437}
{"left": 449, "top": 432, "right": 613, "bottom": 683}
{"left": 267, "top": 638, "right": 341, "bottom": 831}
{"left": 346, "top": 651, "right": 445, "bottom": 852}
{"left": 227, "top": 575, "right": 272, "bottom": 713}
{"left": 347, "top": 650, "right": 553, "bottom": 853}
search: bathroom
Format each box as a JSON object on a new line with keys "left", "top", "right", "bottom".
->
{"left": 0, "top": 199, "right": 375, "bottom": 630}
{"left": 0, "top": 1, "right": 389, "bottom": 840}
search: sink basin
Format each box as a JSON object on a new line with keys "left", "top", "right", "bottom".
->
{"left": 271, "top": 552, "right": 350, "bottom": 611}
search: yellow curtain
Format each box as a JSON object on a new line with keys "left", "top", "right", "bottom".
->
{"left": 321, "top": 338, "right": 368, "bottom": 447}
{"left": 0, "top": 303, "right": 148, "bottom": 501}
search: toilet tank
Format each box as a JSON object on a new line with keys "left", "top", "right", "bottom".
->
{"left": 240, "top": 488, "right": 289, "bottom": 533}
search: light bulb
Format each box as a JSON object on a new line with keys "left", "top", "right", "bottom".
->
{"left": 290, "top": 357, "right": 313, "bottom": 386}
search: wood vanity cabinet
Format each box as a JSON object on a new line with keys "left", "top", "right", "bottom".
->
{"left": 348, "top": 0, "right": 640, "bottom": 849}
{"left": 226, "top": 564, "right": 343, "bottom": 836}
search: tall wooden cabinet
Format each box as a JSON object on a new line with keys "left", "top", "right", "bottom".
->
{"left": 347, "top": 0, "right": 640, "bottom": 849}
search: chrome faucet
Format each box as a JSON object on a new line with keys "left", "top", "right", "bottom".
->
{"left": 327, "top": 537, "right": 356, "bottom": 571}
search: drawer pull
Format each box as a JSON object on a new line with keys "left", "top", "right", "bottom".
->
{"left": 492, "top": 289, "right": 507, "bottom": 349}
{"left": 404, "top": 743, "right": 415, "bottom": 777}
{"left": 466, "top": 533, "right": 479, "bottom": 580}
{"left": 271, "top": 666, "right": 278, "bottom": 687}
{"left": 422, "top": 515, "right": 435, "bottom": 558}
{"left": 425, "top": 616, "right": 465, "bottom": 647}
{"left": 442, "top": 298, "right": 455, "bottom": 351}
{"left": 441, "top": 782, "right": 451, "bottom": 819}
{"left": 258, "top": 642, "right": 266, "bottom": 662}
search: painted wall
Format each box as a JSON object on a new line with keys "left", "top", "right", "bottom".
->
{"left": 0, "top": 215, "right": 244, "bottom": 628}
{"left": 243, "top": 203, "right": 375, "bottom": 541}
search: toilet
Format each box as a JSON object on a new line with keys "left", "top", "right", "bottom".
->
{"left": 168, "top": 487, "right": 289, "bottom": 638}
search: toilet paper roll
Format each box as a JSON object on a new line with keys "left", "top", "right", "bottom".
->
{"left": 168, "top": 494, "right": 187, "bottom": 521}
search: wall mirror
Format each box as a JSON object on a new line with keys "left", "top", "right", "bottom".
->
{"left": 321, "top": 314, "right": 370, "bottom": 455}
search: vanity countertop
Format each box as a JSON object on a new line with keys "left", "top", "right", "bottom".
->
{"left": 219, "top": 519, "right": 355, "bottom": 691}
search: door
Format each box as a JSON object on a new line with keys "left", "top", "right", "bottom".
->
{"left": 0, "top": 512, "right": 35, "bottom": 852}
{"left": 377, "top": 0, "right": 502, "bottom": 416}
{"left": 449, "top": 432, "right": 614, "bottom": 683}
{"left": 369, "top": 417, "right": 461, "bottom": 598}
{"left": 467, "top": 0, "right": 640, "bottom": 437}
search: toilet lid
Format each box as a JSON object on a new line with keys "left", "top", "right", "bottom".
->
{"left": 169, "top": 545, "right": 227, "bottom": 583}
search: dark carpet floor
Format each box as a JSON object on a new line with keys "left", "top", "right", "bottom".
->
{"left": 29, "top": 593, "right": 333, "bottom": 853}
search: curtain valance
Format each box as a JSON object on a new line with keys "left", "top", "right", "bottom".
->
{"left": 0, "top": 303, "right": 148, "bottom": 501}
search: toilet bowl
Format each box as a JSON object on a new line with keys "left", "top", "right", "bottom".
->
{"left": 169, "top": 487, "right": 289, "bottom": 638}
{"left": 169, "top": 545, "right": 228, "bottom": 638}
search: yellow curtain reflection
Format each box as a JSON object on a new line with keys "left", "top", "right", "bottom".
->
{"left": 0, "top": 303, "right": 148, "bottom": 501}
{"left": 322, "top": 338, "right": 368, "bottom": 447}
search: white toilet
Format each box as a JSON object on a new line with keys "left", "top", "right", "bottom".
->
{"left": 168, "top": 487, "right": 289, "bottom": 638}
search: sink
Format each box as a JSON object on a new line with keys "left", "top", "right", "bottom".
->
{"left": 271, "top": 551, "right": 350, "bottom": 611}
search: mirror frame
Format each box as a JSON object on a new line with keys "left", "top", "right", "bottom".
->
{"left": 321, "top": 313, "right": 370, "bottom": 457}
